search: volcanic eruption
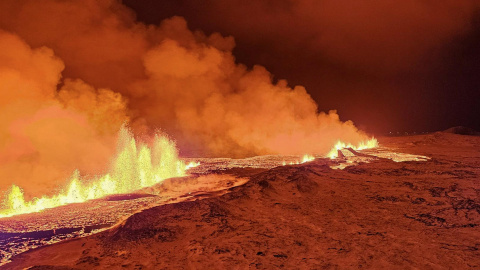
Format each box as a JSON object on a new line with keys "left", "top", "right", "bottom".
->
{"left": 0, "top": 126, "right": 195, "bottom": 218}
{"left": 0, "top": 0, "right": 376, "bottom": 217}
{"left": 2, "top": 1, "right": 479, "bottom": 269}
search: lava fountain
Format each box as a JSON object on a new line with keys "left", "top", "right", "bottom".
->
{"left": 0, "top": 127, "right": 192, "bottom": 218}
{"left": 0, "top": 128, "right": 378, "bottom": 219}
{"left": 327, "top": 138, "right": 378, "bottom": 159}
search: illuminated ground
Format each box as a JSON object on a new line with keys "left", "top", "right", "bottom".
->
{"left": 2, "top": 132, "right": 479, "bottom": 269}
{"left": 0, "top": 174, "right": 249, "bottom": 265}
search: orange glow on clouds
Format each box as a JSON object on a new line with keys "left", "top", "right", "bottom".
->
{"left": 0, "top": 0, "right": 378, "bottom": 210}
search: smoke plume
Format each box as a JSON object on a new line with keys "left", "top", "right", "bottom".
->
{"left": 0, "top": 0, "right": 372, "bottom": 196}
{"left": 0, "top": 30, "right": 128, "bottom": 197}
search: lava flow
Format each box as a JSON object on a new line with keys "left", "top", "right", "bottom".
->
{"left": 327, "top": 138, "right": 379, "bottom": 159}
{"left": 0, "top": 127, "right": 194, "bottom": 218}
{"left": 0, "top": 135, "right": 378, "bottom": 219}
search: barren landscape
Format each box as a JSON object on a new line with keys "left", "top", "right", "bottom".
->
{"left": 2, "top": 132, "right": 479, "bottom": 269}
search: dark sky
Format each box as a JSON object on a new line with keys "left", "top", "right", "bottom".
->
{"left": 123, "top": 0, "right": 480, "bottom": 134}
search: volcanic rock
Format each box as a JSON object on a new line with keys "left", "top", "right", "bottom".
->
{"left": 2, "top": 133, "right": 480, "bottom": 269}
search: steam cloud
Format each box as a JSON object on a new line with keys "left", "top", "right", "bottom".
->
{"left": 0, "top": 0, "right": 371, "bottom": 197}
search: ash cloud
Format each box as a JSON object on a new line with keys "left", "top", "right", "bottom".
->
{"left": 1, "top": 0, "right": 374, "bottom": 195}
{"left": 126, "top": 0, "right": 480, "bottom": 132}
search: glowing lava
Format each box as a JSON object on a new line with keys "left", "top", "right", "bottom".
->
{"left": 0, "top": 132, "right": 377, "bottom": 218}
{"left": 0, "top": 127, "right": 189, "bottom": 218}
{"left": 301, "top": 154, "right": 315, "bottom": 163}
{"left": 281, "top": 154, "right": 315, "bottom": 166}
{"left": 185, "top": 161, "right": 201, "bottom": 169}
{"left": 327, "top": 138, "right": 378, "bottom": 159}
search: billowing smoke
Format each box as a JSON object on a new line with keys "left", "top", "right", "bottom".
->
{"left": 0, "top": 30, "right": 129, "bottom": 197}
{"left": 0, "top": 0, "right": 371, "bottom": 196}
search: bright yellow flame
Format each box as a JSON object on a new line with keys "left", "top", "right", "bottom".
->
{"left": 185, "top": 161, "right": 201, "bottom": 170}
{"left": 280, "top": 154, "right": 315, "bottom": 166}
{"left": 327, "top": 138, "right": 378, "bottom": 159}
{"left": 301, "top": 154, "right": 315, "bottom": 163}
{"left": 0, "top": 127, "right": 190, "bottom": 218}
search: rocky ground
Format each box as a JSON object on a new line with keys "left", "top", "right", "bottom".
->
{"left": 2, "top": 132, "right": 480, "bottom": 269}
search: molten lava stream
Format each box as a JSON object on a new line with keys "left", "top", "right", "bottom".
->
{"left": 0, "top": 127, "right": 197, "bottom": 218}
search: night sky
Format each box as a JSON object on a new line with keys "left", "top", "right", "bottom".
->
{"left": 123, "top": 0, "right": 480, "bottom": 134}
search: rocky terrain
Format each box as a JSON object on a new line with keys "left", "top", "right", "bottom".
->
{"left": 2, "top": 132, "right": 480, "bottom": 269}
